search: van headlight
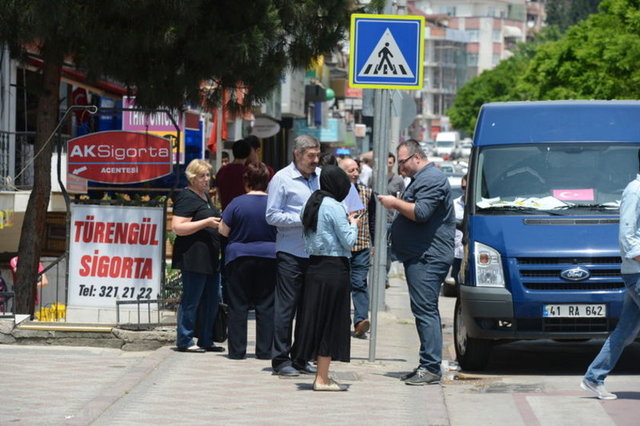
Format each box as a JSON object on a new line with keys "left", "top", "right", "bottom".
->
{"left": 474, "top": 242, "right": 505, "bottom": 287}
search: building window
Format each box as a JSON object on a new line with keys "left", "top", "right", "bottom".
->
{"left": 487, "top": 7, "right": 496, "bottom": 17}
{"left": 492, "top": 29, "right": 502, "bottom": 42}
{"left": 439, "top": 6, "right": 456, "bottom": 16}
{"left": 467, "top": 29, "right": 479, "bottom": 42}
{"left": 467, "top": 53, "right": 479, "bottom": 66}
{"left": 492, "top": 53, "right": 501, "bottom": 66}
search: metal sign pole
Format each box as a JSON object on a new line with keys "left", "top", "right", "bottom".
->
{"left": 368, "top": 88, "right": 391, "bottom": 362}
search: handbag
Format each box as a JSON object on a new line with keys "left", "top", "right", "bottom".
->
{"left": 213, "top": 302, "right": 229, "bottom": 343}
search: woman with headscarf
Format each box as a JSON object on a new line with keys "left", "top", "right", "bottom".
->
{"left": 294, "top": 165, "right": 359, "bottom": 391}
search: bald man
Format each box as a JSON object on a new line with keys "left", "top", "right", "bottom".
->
{"left": 339, "top": 158, "right": 376, "bottom": 338}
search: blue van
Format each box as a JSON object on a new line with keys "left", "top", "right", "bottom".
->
{"left": 455, "top": 100, "right": 640, "bottom": 370}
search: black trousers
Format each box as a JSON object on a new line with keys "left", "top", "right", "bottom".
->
{"left": 225, "top": 256, "right": 276, "bottom": 359}
{"left": 272, "top": 252, "right": 308, "bottom": 369}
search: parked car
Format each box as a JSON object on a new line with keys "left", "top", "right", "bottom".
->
{"left": 459, "top": 139, "right": 472, "bottom": 158}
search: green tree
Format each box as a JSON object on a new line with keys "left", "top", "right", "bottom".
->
{"left": 546, "top": 0, "right": 603, "bottom": 32}
{"left": 447, "top": 27, "right": 561, "bottom": 133}
{"left": 521, "top": 0, "right": 640, "bottom": 99}
{"left": 0, "top": 0, "right": 351, "bottom": 315}
{"left": 449, "top": 0, "right": 640, "bottom": 133}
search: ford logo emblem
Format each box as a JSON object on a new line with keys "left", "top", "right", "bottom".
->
{"left": 560, "top": 267, "right": 590, "bottom": 281}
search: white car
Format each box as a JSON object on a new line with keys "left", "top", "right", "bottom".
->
{"left": 459, "top": 140, "right": 472, "bottom": 158}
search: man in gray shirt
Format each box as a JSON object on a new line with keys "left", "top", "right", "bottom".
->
{"left": 378, "top": 139, "right": 455, "bottom": 385}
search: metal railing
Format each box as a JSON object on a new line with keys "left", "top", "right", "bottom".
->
{"left": 0, "top": 130, "right": 70, "bottom": 190}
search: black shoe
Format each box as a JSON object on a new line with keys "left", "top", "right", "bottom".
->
{"left": 294, "top": 362, "right": 317, "bottom": 375}
{"left": 273, "top": 365, "right": 300, "bottom": 376}
{"left": 404, "top": 367, "right": 441, "bottom": 386}
{"left": 228, "top": 354, "right": 245, "bottom": 360}
{"left": 202, "top": 345, "right": 225, "bottom": 352}
{"left": 400, "top": 367, "right": 419, "bottom": 381}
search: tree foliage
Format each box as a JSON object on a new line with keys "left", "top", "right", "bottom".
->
{"left": 0, "top": 0, "right": 352, "bottom": 314}
{"left": 546, "top": 0, "right": 603, "bottom": 32}
{"left": 448, "top": 0, "right": 640, "bottom": 134}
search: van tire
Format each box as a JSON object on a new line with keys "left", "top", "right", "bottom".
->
{"left": 454, "top": 298, "right": 492, "bottom": 371}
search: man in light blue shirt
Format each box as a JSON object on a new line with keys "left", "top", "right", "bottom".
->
{"left": 582, "top": 165, "right": 640, "bottom": 400}
{"left": 266, "top": 134, "right": 321, "bottom": 376}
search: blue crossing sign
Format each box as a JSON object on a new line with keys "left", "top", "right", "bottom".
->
{"left": 349, "top": 14, "right": 425, "bottom": 90}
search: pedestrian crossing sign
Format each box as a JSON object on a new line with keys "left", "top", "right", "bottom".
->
{"left": 349, "top": 14, "right": 425, "bottom": 90}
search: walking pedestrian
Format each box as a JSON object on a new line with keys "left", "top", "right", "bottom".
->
{"left": 339, "top": 158, "right": 375, "bottom": 338}
{"left": 219, "top": 162, "right": 276, "bottom": 360}
{"left": 377, "top": 139, "right": 455, "bottom": 385}
{"left": 294, "top": 165, "right": 359, "bottom": 391}
{"left": 172, "top": 159, "right": 225, "bottom": 353}
{"left": 265, "top": 134, "right": 321, "bottom": 376}
{"left": 581, "top": 153, "right": 640, "bottom": 400}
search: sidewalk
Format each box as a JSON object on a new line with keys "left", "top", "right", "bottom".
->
{"left": 0, "top": 272, "right": 453, "bottom": 425}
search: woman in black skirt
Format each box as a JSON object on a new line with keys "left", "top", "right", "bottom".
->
{"left": 295, "top": 165, "right": 359, "bottom": 391}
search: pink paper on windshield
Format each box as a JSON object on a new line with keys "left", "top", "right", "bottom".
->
{"left": 552, "top": 189, "right": 595, "bottom": 201}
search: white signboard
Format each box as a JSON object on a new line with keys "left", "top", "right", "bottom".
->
{"left": 68, "top": 204, "right": 164, "bottom": 308}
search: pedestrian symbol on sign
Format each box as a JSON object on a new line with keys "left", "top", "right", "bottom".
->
{"left": 358, "top": 28, "right": 414, "bottom": 79}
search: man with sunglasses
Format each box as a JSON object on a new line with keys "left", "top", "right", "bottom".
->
{"left": 377, "top": 139, "right": 455, "bottom": 386}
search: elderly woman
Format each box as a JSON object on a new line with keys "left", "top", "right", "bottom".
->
{"left": 172, "top": 159, "right": 224, "bottom": 353}
{"left": 218, "top": 162, "right": 277, "bottom": 360}
{"left": 293, "top": 165, "right": 359, "bottom": 391}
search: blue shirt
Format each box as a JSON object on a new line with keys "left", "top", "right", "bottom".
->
{"left": 266, "top": 162, "right": 320, "bottom": 258}
{"left": 222, "top": 194, "right": 276, "bottom": 265}
{"left": 302, "top": 197, "right": 358, "bottom": 257}
{"left": 391, "top": 162, "right": 455, "bottom": 263}
{"left": 619, "top": 174, "right": 640, "bottom": 274}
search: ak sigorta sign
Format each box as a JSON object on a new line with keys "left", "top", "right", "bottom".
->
{"left": 67, "top": 131, "right": 172, "bottom": 184}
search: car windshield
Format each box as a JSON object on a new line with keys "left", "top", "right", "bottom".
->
{"left": 474, "top": 143, "right": 636, "bottom": 215}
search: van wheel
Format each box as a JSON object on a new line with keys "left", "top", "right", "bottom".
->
{"left": 454, "top": 298, "right": 492, "bottom": 371}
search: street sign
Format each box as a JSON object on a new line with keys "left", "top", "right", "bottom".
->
{"left": 349, "top": 14, "right": 425, "bottom": 90}
{"left": 67, "top": 131, "right": 172, "bottom": 184}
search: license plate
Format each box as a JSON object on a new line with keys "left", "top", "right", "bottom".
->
{"left": 543, "top": 304, "right": 606, "bottom": 318}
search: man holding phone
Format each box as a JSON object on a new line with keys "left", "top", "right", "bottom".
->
{"left": 339, "top": 158, "right": 376, "bottom": 338}
{"left": 377, "top": 140, "right": 455, "bottom": 385}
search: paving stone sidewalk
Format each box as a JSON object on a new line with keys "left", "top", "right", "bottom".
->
{"left": 0, "top": 272, "right": 453, "bottom": 425}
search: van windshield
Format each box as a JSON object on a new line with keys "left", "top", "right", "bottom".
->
{"left": 474, "top": 143, "right": 637, "bottom": 215}
{"left": 437, "top": 141, "right": 454, "bottom": 147}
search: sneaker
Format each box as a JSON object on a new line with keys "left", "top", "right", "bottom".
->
{"left": 313, "top": 378, "right": 348, "bottom": 391}
{"left": 354, "top": 319, "right": 370, "bottom": 337}
{"left": 581, "top": 379, "right": 617, "bottom": 400}
{"left": 400, "top": 367, "right": 419, "bottom": 381}
{"left": 404, "top": 367, "right": 441, "bottom": 386}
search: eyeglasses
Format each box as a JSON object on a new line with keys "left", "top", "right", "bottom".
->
{"left": 397, "top": 154, "right": 415, "bottom": 166}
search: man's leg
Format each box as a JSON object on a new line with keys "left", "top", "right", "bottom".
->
{"left": 350, "top": 248, "right": 371, "bottom": 334}
{"left": 584, "top": 273, "right": 640, "bottom": 384}
{"left": 272, "top": 252, "right": 306, "bottom": 371}
{"left": 403, "top": 259, "right": 450, "bottom": 375}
